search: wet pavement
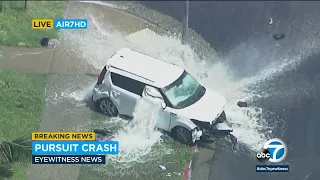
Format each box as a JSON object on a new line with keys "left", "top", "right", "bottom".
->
{"left": 0, "top": 47, "right": 54, "bottom": 73}
{"left": 26, "top": 74, "right": 97, "bottom": 180}
{"left": 140, "top": 1, "right": 320, "bottom": 180}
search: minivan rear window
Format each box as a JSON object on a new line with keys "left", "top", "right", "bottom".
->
{"left": 110, "top": 72, "right": 145, "bottom": 96}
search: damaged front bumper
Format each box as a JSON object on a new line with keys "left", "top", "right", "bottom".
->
{"left": 190, "top": 111, "right": 238, "bottom": 149}
{"left": 201, "top": 122, "right": 238, "bottom": 149}
{"left": 214, "top": 122, "right": 233, "bottom": 133}
{"left": 191, "top": 111, "right": 234, "bottom": 139}
{"left": 202, "top": 122, "right": 233, "bottom": 137}
{"left": 190, "top": 122, "right": 233, "bottom": 143}
{"left": 192, "top": 111, "right": 233, "bottom": 135}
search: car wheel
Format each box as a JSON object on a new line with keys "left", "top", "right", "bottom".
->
{"left": 96, "top": 98, "right": 118, "bottom": 116}
{"left": 173, "top": 126, "right": 193, "bottom": 145}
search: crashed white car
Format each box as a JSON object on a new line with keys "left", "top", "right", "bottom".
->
{"left": 92, "top": 48, "right": 233, "bottom": 144}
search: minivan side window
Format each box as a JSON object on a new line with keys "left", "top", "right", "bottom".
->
{"left": 110, "top": 72, "right": 145, "bottom": 96}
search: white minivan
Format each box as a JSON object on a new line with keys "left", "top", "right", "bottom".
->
{"left": 92, "top": 48, "right": 233, "bottom": 144}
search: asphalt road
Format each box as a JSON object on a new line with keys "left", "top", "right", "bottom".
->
{"left": 140, "top": 1, "right": 320, "bottom": 180}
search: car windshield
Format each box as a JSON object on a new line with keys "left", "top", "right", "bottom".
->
{"left": 161, "top": 71, "right": 206, "bottom": 109}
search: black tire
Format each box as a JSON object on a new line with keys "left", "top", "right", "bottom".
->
{"left": 172, "top": 126, "right": 193, "bottom": 145}
{"left": 96, "top": 98, "right": 118, "bottom": 116}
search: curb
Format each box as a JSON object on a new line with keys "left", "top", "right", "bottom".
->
{"left": 184, "top": 146, "right": 199, "bottom": 180}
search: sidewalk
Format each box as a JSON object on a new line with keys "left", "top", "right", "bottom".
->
{"left": 0, "top": 47, "right": 54, "bottom": 73}
{"left": 23, "top": 2, "right": 156, "bottom": 180}
{"left": 191, "top": 144, "right": 215, "bottom": 180}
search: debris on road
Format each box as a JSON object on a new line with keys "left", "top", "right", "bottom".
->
{"left": 237, "top": 101, "right": 248, "bottom": 107}
{"left": 93, "top": 128, "right": 112, "bottom": 136}
{"left": 18, "top": 42, "right": 27, "bottom": 47}
{"left": 273, "top": 33, "right": 286, "bottom": 41}
{"left": 16, "top": 103, "right": 24, "bottom": 108}
{"left": 268, "top": 17, "right": 273, "bottom": 25}
{"left": 159, "top": 165, "right": 167, "bottom": 171}
{"left": 93, "top": 128, "right": 113, "bottom": 141}
{"left": 40, "top": 37, "right": 60, "bottom": 48}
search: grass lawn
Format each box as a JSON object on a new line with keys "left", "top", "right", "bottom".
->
{"left": 0, "top": 1, "right": 64, "bottom": 47}
{"left": 0, "top": 70, "right": 48, "bottom": 141}
{"left": 0, "top": 1, "right": 64, "bottom": 180}
{"left": 0, "top": 69, "right": 48, "bottom": 180}
{"left": 78, "top": 140, "right": 191, "bottom": 180}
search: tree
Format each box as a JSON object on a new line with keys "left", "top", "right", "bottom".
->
{"left": 0, "top": 135, "right": 32, "bottom": 179}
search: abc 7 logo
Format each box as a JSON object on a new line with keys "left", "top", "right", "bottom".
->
{"left": 256, "top": 138, "right": 287, "bottom": 163}
{"left": 256, "top": 149, "right": 271, "bottom": 162}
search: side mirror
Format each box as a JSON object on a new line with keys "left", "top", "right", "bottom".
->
{"left": 161, "top": 101, "right": 167, "bottom": 109}
{"left": 145, "top": 86, "right": 162, "bottom": 99}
